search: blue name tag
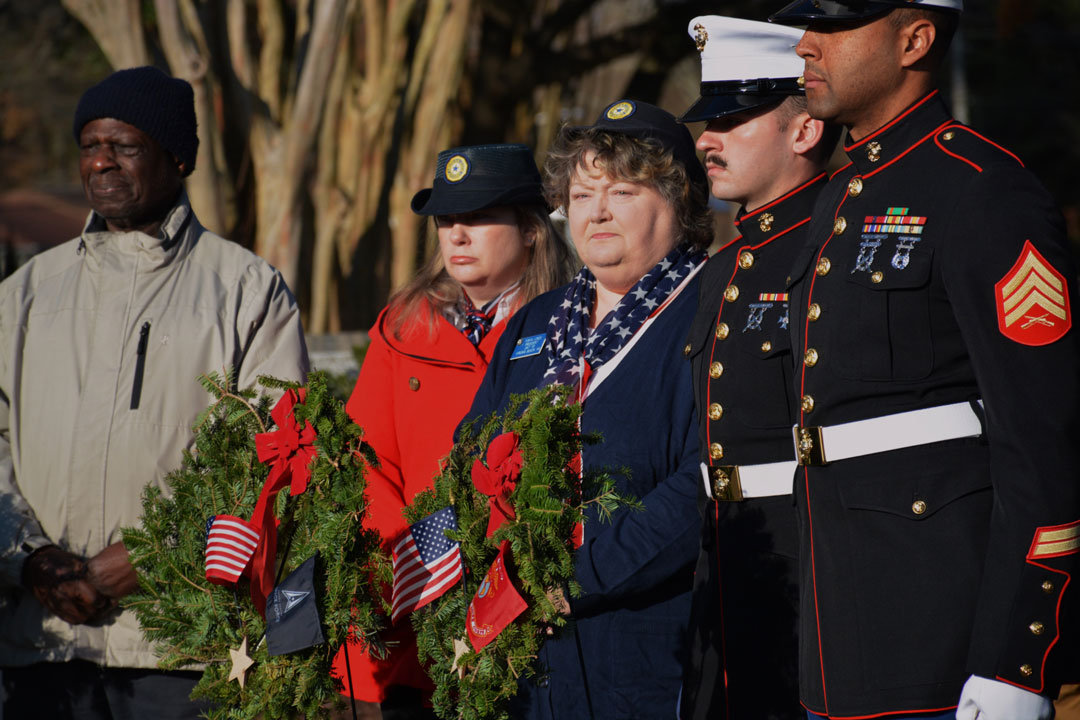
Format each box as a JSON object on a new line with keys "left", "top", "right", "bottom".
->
{"left": 510, "top": 333, "right": 546, "bottom": 360}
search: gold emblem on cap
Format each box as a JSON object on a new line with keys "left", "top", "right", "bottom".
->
{"left": 693, "top": 24, "right": 708, "bottom": 52}
{"left": 445, "top": 155, "right": 469, "bottom": 183}
{"left": 867, "top": 141, "right": 883, "bottom": 163}
{"left": 759, "top": 213, "right": 775, "bottom": 233}
{"left": 606, "top": 101, "right": 635, "bottom": 121}
{"left": 797, "top": 75, "right": 806, "bottom": 89}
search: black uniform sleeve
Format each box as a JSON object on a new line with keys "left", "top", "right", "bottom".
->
{"left": 939, "top": 144, "right": 1080, "bottom": 694}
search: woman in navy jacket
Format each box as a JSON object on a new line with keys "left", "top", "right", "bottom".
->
{"left": 462, "top": 101, "right": 713, "bottom": 719}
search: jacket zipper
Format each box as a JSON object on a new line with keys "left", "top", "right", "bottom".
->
{"left": 130, "top": 321, "right": 150, "bottom": 410}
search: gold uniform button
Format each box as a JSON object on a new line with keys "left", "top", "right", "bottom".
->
{"left": 808, "top": 303, "right": 822, "bottom": 322}
{"left": 716, "top": 322, "right": 730, "bottom": 340}
{"left": 708, "top": 403, "right": 723, "bottom": 420}
{"left": 710, "top": 442, "right": 724, "bottom": 460}
{"left": 912, "top": 500, "right": 927, "bottom": 515}
{"left": 804, "top": 348, "right": 819, "bottom": 367}
{"left": 816, "top": 257, "right": 832, "bottom": 276}
{"left": 797, "top": 75, "right": 805, "bottom": 89}
{"left": 758, "top": 213, "right": 774, "bottom": 233}
{"left": 833, "top": 217, "right": 848, "bottom": 235}
{"left": 684, "top": 343, "right": 692, "bottom": 356}
{"left": 709, "top": 362, "right": 724, "bottom": 379}
{"left": 408, "top": 377, "right": 421, "bottom": 391}
{"left": 942, "top": 130, "right": 955, "bottom": 141}
{"left": 1042, "top": 580, "right": 1055, "bottom": 594}
{"left": 848, "top": 177, "right": 863, "bottom": 197}
{"left": 739, "top": 251, "right": 755, "bottom": 269}
{"left": 724, "top": 285, "right": 740, "bottom": 302}
{"left": 871, "top": 271, "right": 884, "bottom": 284}
{"left": 761, "top": 341, "right": 772, "bottom": 353}
{"left": 801, "top": 394, "right": 815, "bottom": 413}
{"left": 1029, "top": 621, "right": 1045, "bottom": 636}
{"left": 1020, "top": 664, "right": 1034, "bottom": 678}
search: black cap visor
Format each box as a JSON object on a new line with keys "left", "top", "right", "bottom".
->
{"left": 679, "top": 78, "right": 802, "bottom": 123}
{"left": 770, "top": 0, "right": 895, "bottom": 24}
{"left": 411, "top": 180, "right": 546, "bottom": 216}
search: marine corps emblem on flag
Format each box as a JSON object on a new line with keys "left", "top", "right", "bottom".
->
{"left": 995, "top": 240, "right": 1071, "bottom": 346}
{"left": 466, "top": 541, "right": 527, "bottom": 652}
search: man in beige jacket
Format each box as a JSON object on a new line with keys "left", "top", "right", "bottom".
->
{"left": 0, "top": 66, "right": 309, "bottom": 719}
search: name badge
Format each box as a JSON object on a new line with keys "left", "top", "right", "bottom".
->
{"left": 510, "top": 334, "right": 546, "bottom": 360}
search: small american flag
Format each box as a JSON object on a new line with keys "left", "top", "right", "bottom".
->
{"left": 204, "top": 514, "right": 260, "bottom": 585}
{"left": 390, "top": 507, "right": 463, "bottom": 622}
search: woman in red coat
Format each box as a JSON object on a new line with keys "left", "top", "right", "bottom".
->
{"left": 332, "top": 144, "right": 576, "bottom": 718}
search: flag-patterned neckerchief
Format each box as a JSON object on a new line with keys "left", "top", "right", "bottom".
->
{"left": 449, "top": 283, "right": 520, "bottom": 347}
{"left": 542, "top": 242, "right": 707, "bottom": 393}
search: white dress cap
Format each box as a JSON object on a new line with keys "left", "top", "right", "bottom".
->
{"left": 688, "top": 16, "right": 805, "bottom": 84}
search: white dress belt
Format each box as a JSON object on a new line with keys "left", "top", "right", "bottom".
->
{"left": 701, "top": 460, "right": 797, "bottom": 502}
{"left": 793, "top": 399, "right": 984, "bottom": 466}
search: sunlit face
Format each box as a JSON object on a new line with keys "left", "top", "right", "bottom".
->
{"left": 795, "top": 16, "right": 903, "bottom": 132}
{"left": 436, "top": 205, "right": 532, "bottom": 307}
{"left": 696, "top": 103, "right": 797, "bottom": 211}
{"left": 79, "top": 118, "right": 184, "bottom": 234}
{"left": 566, "top": 153, "right": 680, "bottom": 296}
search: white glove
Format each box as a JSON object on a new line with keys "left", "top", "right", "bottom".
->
{"left": 955, "top": 675, "right": 1053, "bottom": 720}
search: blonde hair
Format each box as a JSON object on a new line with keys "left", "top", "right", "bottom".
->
{"left": 387, "top": 205, "right": 577, "bottom": 339}
{"left": 543, "top": 128, "right": 713, "bottom": 252}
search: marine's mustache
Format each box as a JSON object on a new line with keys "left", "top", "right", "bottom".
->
{"left": 704, "top": 152, "right": 727, "bottom": 170}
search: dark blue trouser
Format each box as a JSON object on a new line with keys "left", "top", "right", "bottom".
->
{"left": 2, "top": 660, "right": 210, "bottom": 720}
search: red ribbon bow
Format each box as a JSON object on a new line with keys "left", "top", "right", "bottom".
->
{"left": 249, "top": 388, "right": 317, "bottom": 614}
{"left": 471, "top": 432, "right": 523, "bottom": 538}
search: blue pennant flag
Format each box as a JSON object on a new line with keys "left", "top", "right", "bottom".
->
{"left": 266, "top": 554, "right": 325, "bottom": 656}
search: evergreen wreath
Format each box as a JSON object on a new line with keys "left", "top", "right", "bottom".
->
{"left": 121, "top": 371, "right": 387, "bottom": 719}
{"left": 405, "top": 384, "right": 640, "bottom": 720}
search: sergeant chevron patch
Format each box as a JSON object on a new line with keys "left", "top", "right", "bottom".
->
{"left": 995, "top": 240, "right": 1071, "bottom": 346}
{"left": 1028, "top": 519, "right": 1080, "bottom": 560}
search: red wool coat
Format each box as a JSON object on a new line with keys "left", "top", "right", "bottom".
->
{"left": 331, "top": 303, "right": 508, "bottom": 702}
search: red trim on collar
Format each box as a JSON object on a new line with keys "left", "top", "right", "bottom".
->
{"left": 863, "top": 120, "right": 953, "bottom": 179}
{"left": 843, "top": 90, "right": 940, "bottom": 152}
{"left": 737, "top": 172, "right": 829, "bottom": 225}
{"left": 713, "top": 234, "right": 744, "bottom": 256}
{"left": 830, "top": 161, "right": 854, "bottom": 181}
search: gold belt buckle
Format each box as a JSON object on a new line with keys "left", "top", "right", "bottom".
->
{"left": 794, "top": 426, "right": 826, "bottom": 466}
{"left": 710, "top": 465, "right": 744, "bottom": 502}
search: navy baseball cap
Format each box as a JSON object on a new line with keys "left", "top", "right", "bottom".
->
{"left": 411, "top": 144, "right": 546, "bottom": 216}
{"left": 576, "top": 100, "right": 709, "bottom": 195}
{"left": 771, "top": 0, "right": 962, "bottom": 24}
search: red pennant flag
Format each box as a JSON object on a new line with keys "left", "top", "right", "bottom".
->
{"left": 471, "top": 432, "right": 523, "bottom": 537}
{"left": 249, "top": 388, "right": 318, "bottom": 615}
{"left": 466, "top": 540, "right": 528, "bottom": 652}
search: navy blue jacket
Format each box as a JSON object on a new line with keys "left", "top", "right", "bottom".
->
{"left": 462, "top": 278, "right": 703, "bottom": 720}
{"left": 789, "top": 92, "right": 1080, "bottom": 717}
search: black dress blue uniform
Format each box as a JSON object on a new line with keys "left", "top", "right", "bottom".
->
{"left": 462, "top": 279, "right": 702, "bottom": 720}
{"left": 784, "top": 89, "right": 1080, "bottom": 718}
{"left": 683, "top": 174, "right": 826, "bottom": 720}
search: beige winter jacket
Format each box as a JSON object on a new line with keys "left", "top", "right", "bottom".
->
{"left": 0, "top": 195, "right": 309, "bottom": 668}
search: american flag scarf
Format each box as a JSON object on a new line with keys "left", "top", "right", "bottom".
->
{"left": 542, "top": 243, "right": 706, "bottom": 388}
{"left": 460, "top": 293, "right": 498, "bottom": 347}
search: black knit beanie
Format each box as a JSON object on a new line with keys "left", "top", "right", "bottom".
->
{"left": 73, "top": 66, "right": 198, "bottom": 177}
